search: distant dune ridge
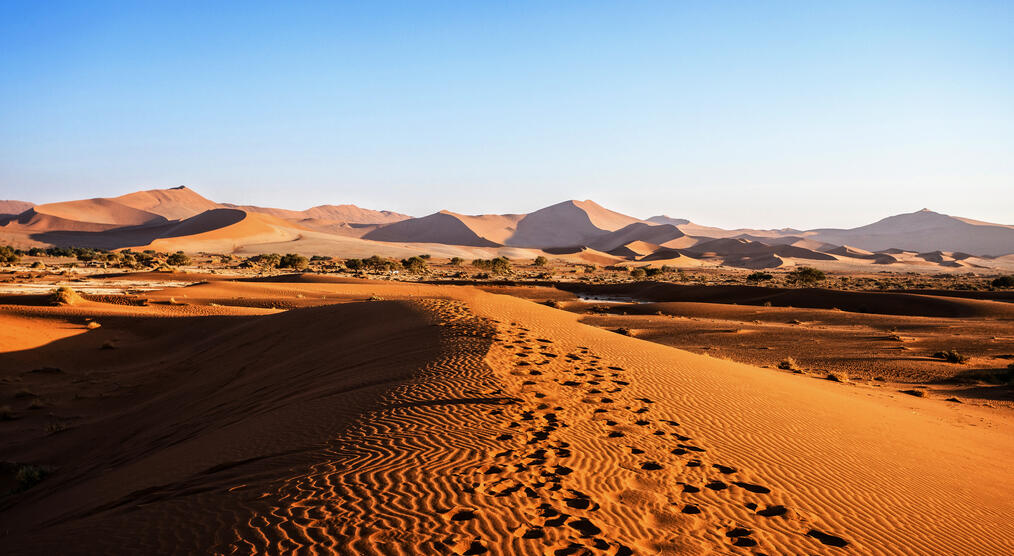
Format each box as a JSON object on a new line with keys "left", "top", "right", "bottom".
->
{"left": 1, "top": 186, "right": 1013, "bottom": 270}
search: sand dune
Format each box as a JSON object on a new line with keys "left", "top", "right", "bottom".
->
{"left": 4, "top": 187, "right": 1014, "bottom": 271}
{"left": 364, "top": 211, "right": 521, "bottom": 247}
{"left": 0, "top": 200, "right": 34, "bottom": 217}
{"left": 2, "top": 278, "right": 1011, "bottom": 554}
{"left": 225, "top": 203, "right": 410, "bottom": 226}
{"left": 807, "top": 208, "right": 1014, "bottom": 256}
{"left": 33, "top": 198, "right": 168, "bottom": 227}
{"left": 506, "top": 200, "right": 644, "bottom": 248}
{"left": 114, "top": 186, "right": 222, "bottom": 220}
{"left": 590, "top": 223, "right": 685, "bottom": 252}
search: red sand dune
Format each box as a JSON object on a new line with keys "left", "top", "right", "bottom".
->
{"left": 1, "top": 280, "right": 1011, "bottom": 554}
{"left": 33, "top": 198, "right": 167, "bottom": 227}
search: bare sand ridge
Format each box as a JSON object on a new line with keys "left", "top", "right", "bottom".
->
{"left": 2, "top": 277, "right": 1011, "bottom": 554}
{"left": 0, "top": 201, "right": 34, "bottom": 217}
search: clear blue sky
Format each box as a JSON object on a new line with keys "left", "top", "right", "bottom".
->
{"left": 1, "top": 0, "right": 1011, "bottom": 228}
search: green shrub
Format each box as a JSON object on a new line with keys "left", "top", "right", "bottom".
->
{"left": 278, "top": 253, "right": 309, "bottom": 270}
{"left": 401, "top": 256, "right": 428, "bottom": 274}
{"left": 0, "top": 245, "right": 21, "bottom": 264}
{"left": 992, "top": 275, "right": 1014, "bottom": 288}
{"left": 166, "top": 251, "right": 190, "bottom": 266}
{"left": 746, "top": 271, "right": 774, "bottom": 282}
{"left": 471, "top": 257, "right": 512, "bottom": 275}
{"left": 787, "top": 266, "right": 825, "bottom": 286}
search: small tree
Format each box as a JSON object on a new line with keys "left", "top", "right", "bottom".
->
{"left": 992, "top": 275, "right": 1014, "bottom": 288}
{"left": 344, "top": 258, "right": 364, "bottom": 271}
{"left": 401, "top": 256, "right": 428, "bottom": 274}
{"left": 0, "top": 245, "right": 20, "bottom": 265}
{"left": 248, "top": 253, "right": 281, "bottom": 268}
{"left": 746, "top": 271, "right": 773, "bottom": 282}
{"left": 278, "top": 253, "right": 309, "bottom": 270}
{"left": 166, "top": 251, "right": 190, "bottom": 266}
{"left": 787, "top": 266, "right": 825, "bottom": 286}
{"left": 533, "top": 256, "right": 548, "bottom": 267}
{"left": 449, "top": 257, "right": 463, "bottom": 266}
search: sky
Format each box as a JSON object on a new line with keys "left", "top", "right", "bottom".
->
{"left": 1, "top": 0, "right": 1011, "bottom": 229}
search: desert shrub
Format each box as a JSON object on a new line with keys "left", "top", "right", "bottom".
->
{"left": 629, "top": 267, "right": 647, "bottom": 280}
{"left": 787, "top": 266, "right": 825, "bottom": 286}
{"left": 27, "top": 247, "right": 46, "bottom": 257}
{"left": 777, "top": 357, "right": 798, "bottom": 370}
{"left": 344, "top": 258, "right": 364, "bottom": 271}
{"left": 248, "top": 253, "right": 281, "bottom": 268}
{"left": 826, "top": 372, "right": 849, "bottom": 382}
{"left": 449, "top": 257, "right": 463, "bottom": 266}
{"left": 644, "top": 267, "right": 663, "bottom": 277}
{"left": 400, "top": 256, "right": 428, "bottom": 274}
{"left": 418, "top": 254, "right": 431, "bottom": 259}
{"left": 0, "top": 245, "right": 21, "bottom": 264}
{"left": 746, "top": 271, "right": 773, "bottom": 282}
{"left": 472, "top": 257, "right": 512, "bottom": 275}
{"left": 992, "top": 275, "right": 1014, "bottom": 288}
{"left": 363, "top": 255, "right": 398, "bottom": 272}
{"left": 166, "top": 251, "right": 190, "bottom": 266}
{"left": 533, "top": 256, "right": 548, "bottom": 267}
{"left": 30, "top": 261, "right": 44, "bottom": 269}
{"left": 278, "top": 253, "right": 309, "bottom": 270}
{"left": 12, "top": 464, "right": 51, "bottom": 493}
{"left": 933, "top": 350, "right": 969, "bottom": 364}
{"left": 49, "top": 286, "right": 81, "bottom": 306}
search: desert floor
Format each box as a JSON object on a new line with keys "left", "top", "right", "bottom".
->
{"left": 1, "top": 273, "right": 1012, "bottom": 555}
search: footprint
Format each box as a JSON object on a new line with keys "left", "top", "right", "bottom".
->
{"left": 807, "top": 529, "right": 849, "bottom": 548}
{"left": 733, "top": 481, "right": 771, "bottom": 494}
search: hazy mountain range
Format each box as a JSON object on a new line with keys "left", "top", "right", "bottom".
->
{"left": 2, "top": 186, "right": 1012, "bottom": 271}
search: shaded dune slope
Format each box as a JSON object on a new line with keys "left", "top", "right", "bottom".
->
{"left": 0, "top": 300, "right": 500, "bottom": 554}
{"left": 557, "top": 282, "right": 1014, "bottom": 318}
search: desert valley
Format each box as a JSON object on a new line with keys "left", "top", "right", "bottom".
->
{"left": 1, "top": 186, "right": 1013, "bottom": 554}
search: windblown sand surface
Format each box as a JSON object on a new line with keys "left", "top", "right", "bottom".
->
{"left": 2, "top": 277, "right": 1012, "bottom": 554}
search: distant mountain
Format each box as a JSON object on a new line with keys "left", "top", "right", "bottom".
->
{"left": 806, "top": 209, "right": 1014, "bottom": 256}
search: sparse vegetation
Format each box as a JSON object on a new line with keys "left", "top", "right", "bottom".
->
{"left": 471, "top": 257, "right": 512, "bottom": 275}
{"left": 992, "top": 275, "right": 1014, "bottom": 288}
{"left": 400, "top": 256, "right": 428, "bottom": 274}
{"left": 746, "top": 271, "right": 773, "bottom": 282}
{"left": 787, "top": 266, "right": 826, "bottom": 286}
{"left": 278, "top": 253, "right": 309, "bottom": 270}
{"left": 12, "top": 464, "right": 52, "bottom": 493}
{"left": 933, "top": 350, "right": 969, "bottom": 364}
{"left": 777, "top": 357, "right": 798, "bottom": 371}
{"left": 449, "top": 257, "right": 463, "bottom": 266}
{"left": 825, "top": 371, "right": 849, "bottom": 383}
{"left": 0, "top": 245, "right": 22, "bottom": 265}
{"left": 49, "top": 286, "right": 81, "bottom": 306}
{"left": 166, "top": 251, "right": 190, "bottom": 266}
{"left": 629, "top": 267, "right": 646, "bottom": 280}
{"left": 533, "top": 256, "right": 548, "bottom": 267}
